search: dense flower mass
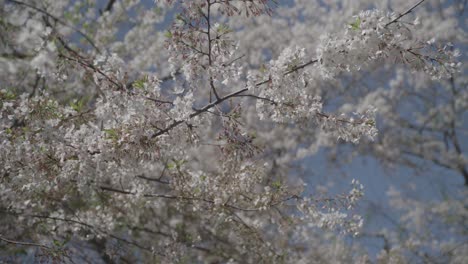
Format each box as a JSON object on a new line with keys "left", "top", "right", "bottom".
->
{"left": 0, "top": 0, "right": 466, "bottom": 263}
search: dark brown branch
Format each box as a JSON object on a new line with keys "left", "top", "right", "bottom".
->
{"left": 222, "top": 54, "right": 246, "bottom": 67}
{"left": 59, "top": 54, "right": 124, "bottom": 90}
{"left": 385, "top": 0, "right": 427, "bottom": 27}
{"left": 98, "top": 184, "right": 295, "bottom": 212}
{"left": 283, "top": 59, "right": 319, "bottom": 75}
{"left": 1, "top": 210, "right": 161, "bottom": 256}
{"left": 144, "top": 96, "right": 174, "bottom": 105}
{"left": 104, "top": 0, "right": 117, "bottom": 12}
{"left": 255, "top": 59, "right": 319, "bottom": 86}
{"left": 0, "top": 235, "right": 53, "bottom": 250}
{"left": 176, "top": 40, "right": 209, "bottom": 56}
{"left": 151, "top": 87, "right": 248, "bottom": 138}
{"left": 136, "top": 174, "right": 170, "bottom": 184}
{"left": 150, "top": 59, "right": 319, "bottom": 139}
{"left": 0, "top": 50, "right": 33, "bottom": 59}
{"left": 206, "top": 0, "right": 221, "bottom": 100}
{"left": 234, "top": 94, "right": 277, "bottom": 105}
{"left": 58, "top": 40, "right": 173, "bottom": 105}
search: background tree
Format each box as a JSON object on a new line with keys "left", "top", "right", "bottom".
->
{"left": 0, "top": 0, "right": 465, "bottom": 263}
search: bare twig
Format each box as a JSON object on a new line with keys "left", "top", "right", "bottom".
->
{"left": 0, "top": 235, "right": 53, "bottom": 250}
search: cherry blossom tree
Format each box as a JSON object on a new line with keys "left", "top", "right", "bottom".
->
{"left": 0, "top": 0, "right": 465, "bottom": 263}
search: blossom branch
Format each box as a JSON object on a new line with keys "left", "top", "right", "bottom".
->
{"left": 58, "top": 54, "right": 124, "bottom": 90}
{"left": 151, "top": 59, "right": 320, "bottom": 138}
{"left": 7, "top": 0, "right": 101, "bottom": 53}
{"left": 97, "top": 184, "right": 297, "bottom": 212}
{"left": 255, "top": 59, "right": 319, "bottom": 86}
{"left": 385, "top": 0, "right": 427, "bottom": 27}
{"left": 1, "top": 210, "right": 161, "bottom": 256}
{"left": 151, "top": 87, "right": 248, "bottom": 138}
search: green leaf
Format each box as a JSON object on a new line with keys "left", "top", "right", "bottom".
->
{"left": 286, "top": 57, "right": 300, "bottom": 72}
{"left": 216, "top": 24, "right": 232, "bottom": 34}
{"left": 12, "top": 248, "right": 28, "bottom": 256}
{"left": 63, "top": 12, "right": 73, "bottom": 21}
{"left": 133, "top": 75, "right": 148, "bottom": 90}
{"left": 271, "top": 181, "right": 282, "bottom": 190}
{"left": 164, "top": 31, "right": 173, "bottom": 39}
{"left": 4, "top": 91, "right": 16, "bottom": 100}
{"left": 167, "top": 159, "right": 186, "bottom": 170}
{"left": 349, "top": 17, "right": 361, "bottom": 30}
{"left": 365, "top": 120, "right": 375, "bottom": 126}
{"left": 70, "top": 98, "right": 86, "bottom": 112}
{"left": 153, "top": 7, "right": 163, "bottom": 15}
{"left": 167, "top": 162, "right": 176, "bottom": 169}
{"left": 175, "top": 159, "right": 186, "bottom": 168}
{"left": 53, "top": 239, "right": 61, "bottom": 247}
{"left": 62, "top": 235, "right": 72, "bottom": 246}
{"left": 104, "top": 129, "right": 119, "bottom": 141}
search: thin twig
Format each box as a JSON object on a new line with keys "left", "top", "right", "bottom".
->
{"left": 136, "top": 174, "right": 170, "bottom": 184}
{"left": 255, "top": 59, "right": 319, "bottom": 86}
{"left": 234, "top": 94, "right": 277, "bottom": 105}
{"left": 59, "top": 54, "right": 124, "bottom": 90}
{"left": 151, "top": 87, "right": 248, "bottom": 138}
{"left": 98, "top": 184, "right": 294, "bottom": 212}
{"left": 104, "top": 0, "right": 116, "bottom": 12}
{"left": 7, "top": 0, "right": 101, "bottom": 53}
{"left": 385, "top": 0, "right": 427, "bottom": 27}
{"left": 283, "top": 59, "right": 319, "bottom": 75}
{"left": 206, "top": 0, "right": 221, "bottom": 100}
{"left": 0, "top": 235, "right": 53, "bottom": 250}
{"left": 1, "top": 210, "right": 162, "bottom": 256}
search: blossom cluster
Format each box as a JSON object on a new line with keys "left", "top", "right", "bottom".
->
{"left": 0, "top": 0, "right": 463, "bottom": 263}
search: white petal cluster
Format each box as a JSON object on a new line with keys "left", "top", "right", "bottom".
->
{"left": 316, "top": 10, "right": 460, "bottom": 80}
{"left": 0, "top": 0, "right": 463, "bottom": 262}
{"left": 252, "top": 46, "right": 323, "bottom": 122}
